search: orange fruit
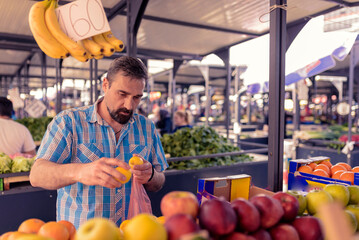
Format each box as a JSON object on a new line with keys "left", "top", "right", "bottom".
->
{"left": 314, "top": 164, "right": 331, "bottom": 177}
{"left": 38, "top": 221, "right": 70, "bottom": 240}
{"left": 129, "top": 155, "right": 144, "bottom": 169}
{"left": 119, "top": 219, "right": 130, "bottom": 232}
{"left": 115, "top": 167, "right": 132, "bottom": 184}
{"left": 312, "top": 169, "right": 330, "bottom": 178}
{"left": 307, "top": 162, "right": 318, "bottom": 170}
{"left": 58, "top": 220, "right": 76, "bottom": 240}
{"left": 337, "top": 162, "right": 352, "bottom": 171}
{"left": 352, "top": 166, "right": 359, "bottom": 173}
{"left": 332, "top": 170, "right": 345, "bottom": 180}
{"left": 0, "top": 232, "right": 14, "bottom": 240}
{"left": 18, "top": 218, "right": 45, "bottom": 234}
{"left": 320, "top": 160, "right": 333, "bottom": 168}
{"left": 298, "top": 165, "right": 313, "bottom": 174}
{"left": 156, "top": 216, "right": 166, "bottom": 224}
{"left": 340, "top": 171, "right": 355, "bottom": 184}
{"left": 331, "top": 164, "right": 346, "bottom": 175}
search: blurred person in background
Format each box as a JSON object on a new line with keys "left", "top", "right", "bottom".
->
{"left": 173, "top": 110, "right": 193, "bottom": 133}
{"left": 155, "top": 109, "right": 172, "bottom": 136}
{"left": 0, "top": 97, "right": 36, "bottom": 156}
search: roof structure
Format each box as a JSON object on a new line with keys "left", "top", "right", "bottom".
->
{"left": 0, "top": 0, "right": 358, "bottom": 91}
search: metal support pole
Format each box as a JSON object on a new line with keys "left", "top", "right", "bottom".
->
{"left": 89, "top": 59, "right": 94, "bottom": 105}
{"left": 293, "top": 82, "right": 300, "bottom": 131}
{"left": 247, "top": 94, "right": 252, "bottom": 124}
{"left": 198, "top": 66, "right": 210, "bottom": 126}
{"left": 41, "top": 52, "right": 47, "bottom": 115}
{"left": 268, "top": 0, "right": 286, "bottom": 192}
{"left": 55, "top": 59, "right": 63, "bottom": 113}
{"left": 94, "top": 60, "right": 99, "bottom": 101}
{"left": 126, "top": 0, "right": 148, "bottom": 57}
{"left": 216, "top": 48, "right": 231, "bottom": 139}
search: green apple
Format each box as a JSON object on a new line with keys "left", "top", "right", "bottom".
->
{"left": 323, "top": 184, "right": 349, "bottom": 207}
{"left": 306, "top": 189, "right": 333, "bottom": 215}
{"left": 345, "top": 210, "right": 358, "bottom": 233}
{"left": 287, "top": 190, "right": 307, "bottom": 215}
{"left": 346, "top": 205, "right": 359, "bottom": 230}
{"left": 348, "top": 185, "right": 359, "bottom": 205}
{"left": 75, "top": 218, "right": 120, "bottom": 240}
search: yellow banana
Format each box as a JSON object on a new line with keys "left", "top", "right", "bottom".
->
{"left": 92, "top": 34, "right": 115, "bottom": 57}
{"left": 45, "top": 0, "right": 86, "bottom": 57}
{"left": 72, "top": 53, "right": 89, "bottom": 62}
{"left": 94, "top": 54, "right": 104, "bottom": 60}
{"left": 28, "top": 0, "right": 69, "bottom": 59}
{"left": 80, "top": 38, "right": 104, "bottom": 56}
{"left": 102, "top": 31, "right": 125, "bottom": 52}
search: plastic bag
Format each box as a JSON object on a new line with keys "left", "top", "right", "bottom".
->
{"left": 127, "top": 177, "right": 152, "bottom": 219}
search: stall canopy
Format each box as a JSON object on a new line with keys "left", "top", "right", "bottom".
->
{"left": 0, "top": 0, "right": 359, "bottom": 91}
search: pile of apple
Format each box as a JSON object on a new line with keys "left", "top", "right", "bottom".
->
{"left": 160, "top": 191, "right": 323, "bottom": 240}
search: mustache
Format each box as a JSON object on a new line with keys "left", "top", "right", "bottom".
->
{"left": 116, "top": 108, "right": 132, "bottom": 114}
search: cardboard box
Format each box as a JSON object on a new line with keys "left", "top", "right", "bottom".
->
{"left": 288, "top": 158, "right": 359, "bottom": 192}
{"left": 197, "top": 174, "right": 251, "bottom": 202}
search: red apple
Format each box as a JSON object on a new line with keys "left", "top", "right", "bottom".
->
{"left": 164, "top": 213, "right": 199, "bottom": 240}
{"left": 231, "top": 198, "right": 260, "bottom": 233}
{"left": 224, "top": 232, "right": 256, "bottom": 240}
{"left": 198, "top": 198, "right": 237, "bottom": 236}
{"left": 160, "top": 191, "right": 199, "bottom": 219}
{"left": 272, "top": 191, "right": 299, "bottom": 222}
{"left": 249, "top": 229, "right": 271, "bottom": 240}
{"left": 269, "top": 223, "right": 300, "bottom": 240}
{"left": 250, "top": 195, "right": 284, "bottom": 229}
{"left": 292, "top": 216, "right": 324, "bottom": 240}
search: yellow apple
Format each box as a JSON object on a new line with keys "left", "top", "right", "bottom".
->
{"left": 344, "top": 210, "right": 357, "bottom": 233}
{"left": 160, "top": 191, "right": 199, "bottom": 219}
{"left": 346, "top": 205, "right": 359, "bottom": 230}
{"left": 323, "top": 184, "right": 349, "bottom": 207}
{"left": 123, "top": 213, "right": 166, "bottom": 240}
{"left": 16, "top": 234, "right": 53, "bottom": 240}
{"left": 348, "top": 185, "right": 359, "bottom": 205}
{"left": 306, "top": 189, "right": 333, "bottom": 215}
{"left": 75, "top": 218, "right": 119, "bottom": 240}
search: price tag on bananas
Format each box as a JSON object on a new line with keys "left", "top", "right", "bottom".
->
{"left": 55, "top": 0, "right": 110, "bottom": 41}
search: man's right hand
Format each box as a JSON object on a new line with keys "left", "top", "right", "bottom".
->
{"left": 76, "top": 158, "right": 131, "bottom": 189}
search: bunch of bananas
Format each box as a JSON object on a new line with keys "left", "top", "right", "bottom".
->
{"left": 28, "top": 0, "right": 124, "bottom": 62}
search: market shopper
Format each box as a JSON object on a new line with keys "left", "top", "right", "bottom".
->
{"left": 0, "top": 97, "right": 36, "bottom": 156}
{"left": 155, "top": 108, "right": 172, "bottom": 136}
{"left": 173, "top": 110, "right": 192, "bottom": 133}
{"left": 30, "top": 56, "right": 168, "bottom": 228}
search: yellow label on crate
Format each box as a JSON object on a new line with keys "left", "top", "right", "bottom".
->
{"left": 306, "top": 180, "right": 327, "bottom": 191}
{"left": 230, "top": 177, "right": 251, "bottom": 200}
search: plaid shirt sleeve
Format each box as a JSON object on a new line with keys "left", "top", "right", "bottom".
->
{"left": 36, "top": 114, "right": 73, "bottom": 164}
{"left": 150, "top": 120, "right": 168, "bottom": 172}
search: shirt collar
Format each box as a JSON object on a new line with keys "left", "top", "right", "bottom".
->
{"left": 87, "top": 97, "right": 135, "bottom": 126}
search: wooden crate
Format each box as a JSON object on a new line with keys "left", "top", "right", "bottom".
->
{"left": 0, "top": 172, "right": 30, "bottom": 191}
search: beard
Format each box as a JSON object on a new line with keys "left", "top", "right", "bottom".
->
{"left": 107, "top": 106, "right": 133, "bottom": 124}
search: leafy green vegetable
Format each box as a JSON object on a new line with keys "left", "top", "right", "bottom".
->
{"left": 11, "top": 156, "right": 33, "bottom": 173}
{"left": 0, "top": 153, "right": 12, "bottom": 174}
{"left": 16, "top": 117, "right": 53, "bottom": 141}
{"left": 161, "top": 126, "right": 253, "bottom": 170}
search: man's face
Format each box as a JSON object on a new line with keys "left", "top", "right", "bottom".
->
{"left": 103, "top": 72, "right": 145, "bottom": 124}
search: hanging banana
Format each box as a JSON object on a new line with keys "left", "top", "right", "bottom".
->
{"left": 28, "top": 0, "right": 69, "bottom": 59}
{"left": 102, "top": 31, "right": 125, "bottom": 52}
{"left": 92, "top": 33, "right": 115, "bottom": 57}
{"left": 72, "top": 52, "right": 89, "bottom": 62}
{"left": 45, "top": 0, "right": 87, "bottom": 57}
{"left": 80, "top": 38, "right": 104, "bottom": 56}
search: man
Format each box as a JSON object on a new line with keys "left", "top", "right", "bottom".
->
{"left": 30, "top": 56, "right": 168, "bottom": 228}
{"left": 0, "top": 97, "right": 36, "bottom": 156}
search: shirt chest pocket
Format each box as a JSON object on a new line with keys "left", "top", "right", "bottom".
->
{"left": 76, "top": 143, "right": 104, "bottom": 163}
{"left": 128, "top": 144, "right": 149, "bottom": 161}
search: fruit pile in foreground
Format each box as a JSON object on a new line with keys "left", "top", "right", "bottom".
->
{"left": 158, "top": 191, "right": 324, "bottom": 240}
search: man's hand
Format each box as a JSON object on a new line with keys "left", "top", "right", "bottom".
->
{"left": 131, "top": 159, "right": 153, "bottom": 184}
{"left": 77, "top": 158, "right": 130, "bottom": 188}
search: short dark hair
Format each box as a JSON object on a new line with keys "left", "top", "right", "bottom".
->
{"left": 107, "top": 56, "right": 148, "bottom": 86}
{"left": 0, "top": 97, "right": 13, "bottom": 117}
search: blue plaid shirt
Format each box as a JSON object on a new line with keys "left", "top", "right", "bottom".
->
{"left": 36, "top": 98, "right": 168, "bottom": 228}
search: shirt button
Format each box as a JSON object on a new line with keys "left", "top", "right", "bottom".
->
{"left": 117, "top": 189, "right": 120, "bottom": 193}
